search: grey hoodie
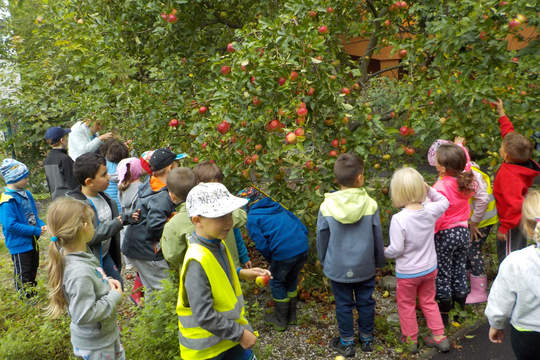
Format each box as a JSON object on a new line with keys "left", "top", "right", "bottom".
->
{"left": 485, "top": 245, "right": 540, "bottom": 332}
{"left": 63, "top": 251, "right": 122, "bottom": 350}
{"left": 316, "top": 187, "right": 385, "bottom": 283}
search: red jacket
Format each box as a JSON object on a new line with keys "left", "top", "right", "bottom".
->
{"left": 493, "top": 115, "right": 540, "bottom": 234}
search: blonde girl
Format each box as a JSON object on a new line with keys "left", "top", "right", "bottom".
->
{"left": 46, "top": 198, "right": 124, "bottom": 359}
{"left": 385, "top": 168, "right": 450, "bottom": 353}
{"left": 485, "top": 190, "right": 540, "bottom": 360}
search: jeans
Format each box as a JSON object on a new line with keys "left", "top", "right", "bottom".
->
{"left": 330, "top": 277, "right": 375, "bottom": 342}
{"left": 269, "top": 252, "right": 307, "bottom": 300}
{"left": 396, "top": 270, "right": 444, "bottom": 341}
{"left": 102, "top": 252, "right": 124, "bottom": 289}
{"left": 511, "top": 325, "right": 540, "bottom": 360}
{"left": 11, "top": 239, "right": 39, "bottom": 298}
{"left": 208, "top": 345, "right": 246, "bottom": 360}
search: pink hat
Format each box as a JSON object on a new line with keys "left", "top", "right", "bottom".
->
{"left": 427, "top": 139, "right": 452, "bottom": 166}
{"left": 117, "top": 157, "right": 143, "bottom": 183}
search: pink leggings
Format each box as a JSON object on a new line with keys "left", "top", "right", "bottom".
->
{"left": 396, "top": 269, "right": 445, "bottom": 341}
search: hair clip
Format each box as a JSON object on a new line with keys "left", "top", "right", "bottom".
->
{"left": 535, "top": 217, "right": 540, "bottom": 223}
{"left": 50, "top": 236, "right": 58, "bottom": 242}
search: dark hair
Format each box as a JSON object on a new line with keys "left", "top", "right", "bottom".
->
{"left": 436, "top": 144, "right": 475, "bottom": 193}
{"left": 98, "top": 138, "right": 115, "bottom": 157}
{"left": 118, "top": 163, "right": 132, "bottom": 192}
{"left": 73, "top": 153, "right": 106, "bottom": 186}
{"left": 105, "top": 140, "right": 129, "bottom": 163}
{"left": 503, "top": 132, "right": 532, "bottom": 163}
{"left": 167, "top": 167, "right": 198, "bottom": 201}
{"left": 193, "top": 161, "right": 224, "bottom": 183}
{"left": 334, "top": 153, "right": 364, "bottom": 187}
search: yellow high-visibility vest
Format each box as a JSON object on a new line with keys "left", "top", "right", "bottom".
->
{"left": 177, "top": 239, "right": 250, "bottom": 360}
{"left": 470, "top": 166, "right": 498, "bottom": 228}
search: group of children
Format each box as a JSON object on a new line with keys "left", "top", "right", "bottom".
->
{"left": 0, "top": 100, "right": 538, "bottom": 359}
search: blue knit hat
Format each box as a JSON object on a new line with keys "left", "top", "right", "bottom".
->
{"left": 0, "top": 159, "right": 29, "bottom": 184}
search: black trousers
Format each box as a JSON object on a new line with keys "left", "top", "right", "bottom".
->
{"left": 511, "top": 325, "right": 540, "bottom": 360}
{"left": 11, "top": 239, "right": 39, "bottom": 298}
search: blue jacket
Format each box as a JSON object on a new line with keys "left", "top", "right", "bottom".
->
{"left": 246, "top": 197, "right": 308, "bottom": 262}
{"left": 0, "top": 189, "right": 45, "bottom": 254}
{"left": 316, "top": 188, "right": 385, "bottom": 283}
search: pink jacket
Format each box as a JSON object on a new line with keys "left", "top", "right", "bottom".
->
{"left": 433, "top": 176, "right": 474, "bottom": 233}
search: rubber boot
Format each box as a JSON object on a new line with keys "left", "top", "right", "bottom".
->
{"left": 466, "top": 275, "right": 488, "bottom": 304}
{"left": 264, "top": 301, "right": 289, "bottom": 331}
{"left": 437, "top": 298, "right": 452, "bottom": 326}
{"left": 288, "top": 296, "right": 298, "bottom": 325}
{"left": 453, "top": 295, "right": 467, "bottom": 323}
{"left": 130, "top": 273, "right": 144, "bottom": 306}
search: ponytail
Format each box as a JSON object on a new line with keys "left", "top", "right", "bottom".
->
{"left": 45, "top": 198, "right": 94, "bottom": 318}
{"left": 118, "top": 163, "right": 132, "bottom": 192}
{"left": 456, "top": 170, "right": 475, "bottom": 194}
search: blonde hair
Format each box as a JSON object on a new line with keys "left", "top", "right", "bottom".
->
{"left": 390, "top": 167, "right": 427, "bottom": 208}
{"left": 46, "top": 198, "right": 94, "bottom": 318}
{"left": 521, "top": 190, "right": 540, "bottom": 243}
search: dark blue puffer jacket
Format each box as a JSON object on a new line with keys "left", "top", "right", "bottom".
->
{"left": 246, "top": 197, "right": 308, "bottom": 262}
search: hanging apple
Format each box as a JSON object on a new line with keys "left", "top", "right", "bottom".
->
{"left": 318, "top": 25, "right": 328, "bottom": 34}
{"left": 220, "top": 65, "right": 231, "bottom": 75}
{"left": 168, "top": 119, "right": 179, "bottom": 127}
{"left": 217, "top": 120, "right": 230, "bottom": 134}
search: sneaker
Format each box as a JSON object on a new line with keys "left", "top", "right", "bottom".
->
{"left": 359, "top": 335, "right": 374, "bottom": 352}
{"left": 330, "top": 337, "right": 356, "bottom": 358}
{"left": 400, "top": 335, "right": 418, "bottom": 354}
{"left": 424, "top": 335, "right": 450, "bottom": 352}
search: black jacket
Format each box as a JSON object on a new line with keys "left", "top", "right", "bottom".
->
{"left": 122, "top": 181, "right": 177, "bottom": 261}
{"left": 43, "top": 148, "right": 79, "bottom": 200}
{"left": 66, "top": 189, "right": 128, "bottom": 269}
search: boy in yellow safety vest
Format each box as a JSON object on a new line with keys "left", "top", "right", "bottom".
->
{"left": 177, "top": 182, "right": 271, "bottom": 360}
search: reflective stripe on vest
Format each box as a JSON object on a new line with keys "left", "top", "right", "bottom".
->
{"left": 177, "top": 238, "right": 249, "bottom": 359}
{"left": 470, "top": 167, "right": 498, "bottom": 227}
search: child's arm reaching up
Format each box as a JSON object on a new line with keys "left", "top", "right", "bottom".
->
{"left": 495, "top": 99, "right": 514, "bottom": 138}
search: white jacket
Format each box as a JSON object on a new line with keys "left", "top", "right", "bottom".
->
{"left": 68, "top": 121, "right": 102, "bottom": 160}
{"left": 485, "top": 245, "right": 540, "bottom": 332}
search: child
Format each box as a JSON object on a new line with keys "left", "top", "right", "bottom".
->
{"left": 238, "top": 186, "right": 309, "bottom": 331}
{"left": 43, "top": 126, "right": 79, "bottom": 200}
{"left": 117, "top": 157, "right": 144, "bottom": 271}
{"left": 432, "top": 143, "right": 476, "bottom": 323}
{"left": 104, "top": 139, "right": 129, "bottom": 214}
{"left": 46, "top": 198, "right": 124, "bottom": 359}
{"left": 0, "top": 159, "right": 46, "bottom": 299}
{"left": 384, "top": 168, "right": 450, "bottom": 353}
{"left": 148, "top": 147, "right": 186, "bottom": 191}
{"left": 177, "top": 182, "right": 270, "bottom": 359}
{"left": 122, "top": 167, "right": 188, "bottom": 293}
{"left": 193, "top": 161, "right": 250, "bottom": 268}
{"left": 316, "top": 153, "right": 385, "bottom": 357}
{"left": 493, "top": 99, "right": 540, "bottom": 263}
{"left": 68, "top": 118, "right": 113, "bottom": 161}
{"left": 67, "top": 153, "right": 137, "bottom": 285}
{"left": 485, "top": 190, "right": 540, "bottom": 360}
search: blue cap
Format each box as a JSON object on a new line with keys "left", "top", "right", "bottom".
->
{"left": 45, "top": 127, "right": 71, "bottom": 144}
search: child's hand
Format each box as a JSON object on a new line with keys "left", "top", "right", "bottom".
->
{"left": 469, "top": 222, "right": 482, "bottom": 242}
{"left": 489, "top": 327, "right": 504, "bottom": 344}
{"left": 239, "top": 329, "right": 257, "bottom": 349}
{"left": 454, "top": 136, "right": 465, "bottom": 145}
{"left": 243, "top": 260, "right": 252, "bottom": 269}
{"left": 496, "top": 231, "right": 507, "bottom": 242}
{"left": 108, "top": 279, "right": 122, "bottom": 294}
{"left": 239, "top": 267, "right": 271, "bottom": 281}
{"left": 40, "top": 225, "right": 47, "bottom": 236}
{"left": 131, "top": 209, "right": 141, "bottom": 223}
{"left": 99, "top": 132, "right": 114, "bottom": 141}
{"left": 495, "top": 98, "right": 505, "bottom": 117}
{"left": 116, "top": 216, "right": 123, "bottom": 225}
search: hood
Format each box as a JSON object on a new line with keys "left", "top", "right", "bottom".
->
{"left": 138, "top": 178, "right": 163, "bottom": 199}
{"left": 249, "top": 197, "right": 282, "bottom": 214}
{"left": 320, "top": 188, "right": 377, "bottom": 224}
{"left": 507, "top": 159, "right": 540, "bottom": 177}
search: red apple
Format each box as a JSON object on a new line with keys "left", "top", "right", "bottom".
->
{"left": 241, "top": 64, "right": 247, "bottom": 71}
{"left": 252, "top": 97, "right": 261, "bottom": 106}
{"left": 250, "top": 76, "right": 256, "bottom": 84}
{"left": 341, "top": 138, "right": 347, "bottom": 145}
{"left": 520, "top": 90, "right": 527, "bottom": 96}
{"left": 202, "top": 142, "right": 207, "bottom": 149}
{"left": 286, "top": 132, "right": 297, "bottom": 144}
{"left": 193, "top": 156, "right": 199, "bottom": 163}
{"left": 405, "top": 147, "right": 415, "bottom": 155}
{"left": 318, "top": 25, "right": 328, "bottom": 34}
{"left": 329, "top": 150, "right": 338, "bottom": 157}
{"left": 390, "top": 111, "right": 396, "bottom": 118}
{"left": 255, "top": 144, "right": 262, "bottom": 151}
{"left": 168, "top": 14, "right": 178, "bottom": 23}
{"left": 295, "top": 128, "right": 305, "bottom": 137}
{"left": 327, "top": 7, "right": 334, "bottom": 13}
{"left": 399, "top": 126, "right": 409, "bottom": 136}
{"left": 278, "top": 77, "right": 286, "bottom": 86}
{"left": 169, "top": 118, "right": 179, "bottom": 127}
{"left": 220, "top": 65, "right": 231, "bottom": 75}
{"left": 511, "top": 57, "right": 519, "bottom": 63}
{"left": 408, "top": 128, "right": 415, "bottom": 136}
{"left": 305, "top": 160, "right": 314, "bottom": 169}
{"left": 341, "top": 87, "right": 351, "bottom": 95}
{"left": 199, "top": 106, "right": 207, "bottom": 114}
{"left": 255, "top": 275, "right": 269, "bottom": 287}
{"left": 160, "top": 13, "right": 168, "bottom": 21}
{"left": 227, "top": 43, "right": 235, "bottom": 53}
{"left": 331, "top": 139, "right": 339, "bottom": 147}
{"left": 268, "top": 119, "right": 280, "bottom": 131}
{"left": 307, "top": 87, "right": 315, "bottom": 96}
{"left": 309, "top": 10, "right": 317, "bottom": 18}
{"left": 508, "top": 18, "right": 521, "bottom": 29}
{"left": 217, "top": 120, "right": 230, "bottom": 134}
{"left": 384, "top": 19, "right": 391, "bottom": 27}
{"left": 398, "top": 49, "right": 408, "bottom": 58}
{"left": 290, "top": 71, "right": 299, "bottom": 81}
{"left": 479, "top": 31, "right": 487, "bottom": 40}
{"left": 251, "top": 154, "right": 259, "bottom": 162}
{"left": 399, "top": 1, "right": 408, "bottom": 9}
{"left": 297, "top": 107, "right": 308, "bottom": 117}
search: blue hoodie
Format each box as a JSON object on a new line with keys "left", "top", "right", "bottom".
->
{"left": 317, "top": 187, "right": 385, "bottom": 283}
{"left": 0, "top": 189, "right": 45, "bottom": 254}
{"left": 246, "top": 197, "right": 308, "bottom": 262}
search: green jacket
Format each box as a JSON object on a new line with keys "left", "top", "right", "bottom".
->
{"left": 160, "top": 203, "right": 247, "bottom": 273}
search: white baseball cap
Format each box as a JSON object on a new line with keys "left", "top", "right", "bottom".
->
{"left": 186, "top": 182, "right": 248, "bottom": 218}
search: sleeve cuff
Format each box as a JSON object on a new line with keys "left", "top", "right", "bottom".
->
{"left": 236, "top": 267, "right": 242, "bottom": 276}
